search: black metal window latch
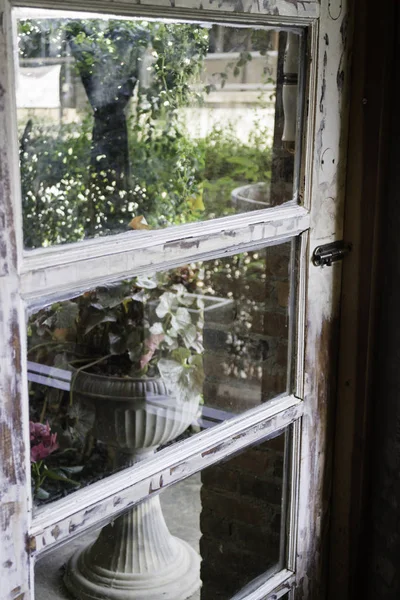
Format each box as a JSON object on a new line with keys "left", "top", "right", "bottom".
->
{"left": 312, "top": 241, "right": 352, "bottom": 267}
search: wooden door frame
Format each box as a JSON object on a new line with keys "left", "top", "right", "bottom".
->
{"left": 329, "top": 1, "right": 398, "bottom": 599}
{"left": 0, "top": 2, "right": 354, "bottom": 599}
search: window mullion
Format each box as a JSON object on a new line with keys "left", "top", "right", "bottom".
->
{"left": 12, "top": 0, "right": 320, "bottom": 21}
{"left": 231, "top": 568, "right": 295, "bottom": 600}
{"left": 29, "top": 394, "right": 303, "bottom": 556}
{"left": 21, "top": 209, "right": 309, "bottom": 308}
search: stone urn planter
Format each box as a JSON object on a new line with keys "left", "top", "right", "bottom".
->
{"left": 231, "top": 182, "right": 271, "bottom": 212}
{"left": 64, "top": 370, "right": 201, "bottom": 600}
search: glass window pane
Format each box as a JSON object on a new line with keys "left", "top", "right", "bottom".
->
{"left": 28, "top": 241, "right": 293, "bottom": 507}
{"left": 15, "top": 8, "right": 303, "bottom": 249}
{"left": 35, "top": 429, "right": 291, "bottom": 600}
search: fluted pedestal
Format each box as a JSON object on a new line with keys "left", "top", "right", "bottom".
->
{"left": 64, "top": 495, "right": 200, "bottom": 600}
{"left": 64, "top": 372, "right": 201, "bottom": 600}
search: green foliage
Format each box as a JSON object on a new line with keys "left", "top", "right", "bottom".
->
{"left": 20, "top": 115, "right": 272, "bottom": 246}
{"left": 64, "top": 19, "right": 150, "bottom": 90}
{"left": 18, "top": 18, "right": 65, "bottom": 58}
{"left": 28, "top": 273, "right": 204, "bottom": 382}
{"left": 141, "top": 23, "right": 209, "bottom": 113}
{"left": 28, "top": 270, "right": 205, "bottom": 502}
{"left": 18, "top": 18, "right": 273, "bottom": 247}
{"left": 128, "top": 119, "right": 205, "bottom": 227}
{"left": 31, "top": 460, "right": 82, "bottom": 500}
{"left": 18, "top": 18, "right": 211, "bottom": 245}
{"left": 201, "top": 122, "right": 272, "bottom": 183}
{"left": 199, "top": 122, "right": 272, "bottom": 219}
{"left": 20, "top": 117, "right": 92, "bottom": 247}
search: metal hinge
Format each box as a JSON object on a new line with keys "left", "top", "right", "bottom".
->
{"left": 312, "top": 241, "right": 352, "bottom": 267}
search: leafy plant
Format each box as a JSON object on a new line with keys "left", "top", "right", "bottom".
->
{"left": 28, "top": 270, "right": 206, "bottom": 501}
{"left": 29, "top": 272, "right": 205, "bottom": 399}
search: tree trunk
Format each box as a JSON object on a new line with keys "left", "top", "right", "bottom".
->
{"left": 66, "top": 26, "right": 140, "bottom": 234}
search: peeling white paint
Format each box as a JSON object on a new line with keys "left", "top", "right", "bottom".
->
{"left": 31, "top": 396, "right": 302, "bottom": 555}
{"left": 13, "top": 0, "right": 320, "bottom": 20}
{"left": 21, "top": 206, "right": 310, "bottom": 308}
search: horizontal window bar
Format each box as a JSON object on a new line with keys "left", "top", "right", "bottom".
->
{"left": 21, "top": 205, "right": 310, "bottom": 308}
{"left": 231, "top": 568, "right": 294, "bottom": 600}
{"left": 12, "top": 0, "right": 319, "bottom": 21}
{"left": 22, "top": 203, "right": 305, "bottom": 270}
{"left": 29, "top": 394, "right": 303, "bottom": 555}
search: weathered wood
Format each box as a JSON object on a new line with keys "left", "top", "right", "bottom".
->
{"left": 231, "top": 569, "right": 295, "bottom": 599}
{"left": 31, "top": 395, "right": 302, "bottom": 555}
{"left": 13, "top": 0, "right": 319, "bottom": 20}
{"left": 295, "top": 0, "right": 353, "bottom": 598}
{"left": 0, "top": 2, "right": 32, "bottom": 599}
{"left": 330, "top": 1, "right": 397, "bottom": 599}
{"left": 21, "top": 206, "right": 310, "bottom": 308}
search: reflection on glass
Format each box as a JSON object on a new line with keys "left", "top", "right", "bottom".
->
{"left": 28, "top": 243, "right": 292, "bottom": 506}
{"left": 15, "top": 8, "right": 302, "bottom": 248}
{"left": 35, "top": 431, "right": 290, "bottom": 600}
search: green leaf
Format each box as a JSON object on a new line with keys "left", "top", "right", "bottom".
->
{"left": 96, "top": 283, "right": 131, "bottom": 309}
{"left": 158, "top": 353, "right": 204, "bottom": 403}
{"left": 171, "top": 347, "right": 191, "bottom": 364}
{"left": 44, "top": 468, "right": 79, "bottom": 486}
{"left": 60, "top": 465, "right": 84, "bottom": 474}
{"left": 190, "top": 338, "right": 204, "bottom": 354}
{"left": 181, "top": 324, "right": 197, "bottom": 348}
{"left": 54, "top": 302, "right": 79, "bottom": 329}
{"left": 170, "top": 306, "right": 191, "bottom": 331}
{"left": 189, "top": 354, "right": 203, "bottom": 369}
{"left": 171, "top": 284, "right": 187, "bottom": 295}
{"left": 149, "top": 322, "right": 164, "bottom": 335}
{"left": 84, "top": 311, "right": 117, "bottom": 334}
{"left": 135, "top": 274, "right": 158, "bottom": 289}
{"left": 178, "top": 295, "right": 196, "bottom": 308}
{"left": 36, "top": 487, "right": 50, "bottom": 500}
{"left": 126, "top": 329, "right": 144, "bottom": 362}
{"left": 166, "top": 327, "right": 178, "bottom": 339}
{"left": 163, "top": 334, "right": 178, "bottom": 348}
{"left": 227, "top": 155, "right": 255, "bottom": 168}
{"left": 155, "top": 291, "right": 179, "bottom": 318}
{"left": 109, "top": 332, "right": 127, "bottom": 354}
{"left": 169, "top": 307, "right": 198, "bottom": 348}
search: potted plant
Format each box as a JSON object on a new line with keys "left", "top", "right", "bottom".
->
{"left": 29, "top": 270, "right": 205, "bottom": 421}
{"left": 29, "top": 269, "right": 205, "bottom": 600}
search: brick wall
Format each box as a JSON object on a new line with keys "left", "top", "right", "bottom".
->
{"left": 199, "top": 242, "right": 290, "bottom": 598}
{"left": 200, "top": 433, "right": 286, "bottom": 599}
{"left": 202, "top": 243, "right": 291, "bottom": 415}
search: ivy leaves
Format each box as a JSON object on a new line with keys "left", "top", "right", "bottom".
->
{"left": 152, "top": 286, "right": 204, "bottom": 401}
{"left": 158, "top": 349, "right": 204, "bottom": 404}
{"left": 29, "top": 273, "right": 205, "bottom": 396}
{"left": 155, "top": 284, "right": 204, "bottom": 354}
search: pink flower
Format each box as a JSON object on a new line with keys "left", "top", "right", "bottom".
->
{"left": 30, "top": 421, "right": 59, "bottom": 463}
{"left": 30, "top": 421, "right": 49, "bottom": 441}
{"left": 140, "top": 333, "right": 165, "bottom": 369}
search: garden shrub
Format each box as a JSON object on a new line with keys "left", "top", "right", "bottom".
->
{"left": 18, "top": 18, "right": 273, "bottom": 247}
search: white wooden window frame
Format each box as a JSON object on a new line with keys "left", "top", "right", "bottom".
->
{"left": 0, "top": 1, "right": 351, "bottom": 599}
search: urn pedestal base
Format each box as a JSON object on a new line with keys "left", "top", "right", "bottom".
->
{"left": 64, "top": 374, "right": 201, "bottom": 600}
{"left": 64, "top": 495, "right": 201, "bottom": 600}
